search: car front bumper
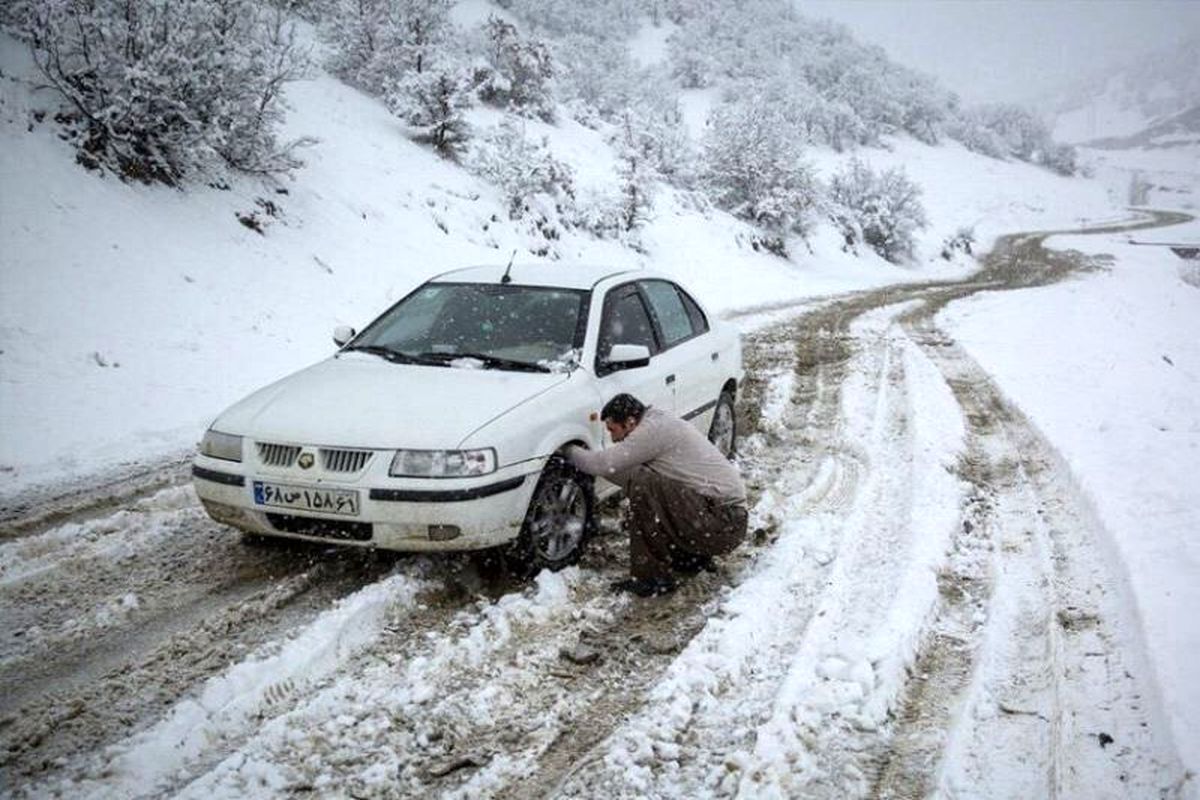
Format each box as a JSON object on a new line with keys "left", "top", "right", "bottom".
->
{"left": 191, "top": 455, "right": 540, "bottom": 552}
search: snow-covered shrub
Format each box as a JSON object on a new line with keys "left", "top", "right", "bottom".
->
{"left": 940, "top": 226, "right": 975, "bottom": 260}
{"left": 665, "top": 3, "right": 956, "bottom": 149}
{"left": 952, "top": 103, "right": 1079, "bottom": 175}
{"left": 828, "top": 158, "right": 928, "bottom": 263}
{"left": 466, "top": 117, "right": 574, "bottom": 219}
{"left": 572, "top": 188, "right": 624, "bottom": 239}
{"left": 502, "top": 0, "right": 643, "bottom": 41}
{"left": 630, "top": 99, "right": 694, "bottom": 186}
{"left": 1043, "top": 142, "right": 1079, "bottom": 177}
{"left": 474, "top": 17, "right": 555, "bottom": 122}
{"left": 974, "top": 103, "right": 1052, "bottom": 161}
{"left": 322, "top": 0, "right": 390, "bottom": 89}
{"left": 385, "top": 68, "right": 472, "bottom": 159}
{"left": 268, "top": 0, "right": 329, "bottom": 22}
{"left": 700, "top": 98, "right": 819, "bottom": 238}
{"left": 552, "top": 33, "right": 639, "bottom": 121}
{"left": 323, "top": 0, "right": 451, "bottom": 93}
{"left": 613, "top": 114, "right": 657, "bottom": 231}
{"left": 324, "top": 0, "right": 468, "bottom": 156}
{"left": 892, "top": 73, "right": 950, "bottom": 145}
{"left": 946, "top": 110, "right": 1006, "bottom": 159}
{"left": 9, "top": 0, "right": 311, "bottom": 184}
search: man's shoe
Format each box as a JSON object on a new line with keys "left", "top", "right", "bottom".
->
{"left": 609, "top": 577, "right": 676, "bottom": 597}
{"left": 671, "top": 553, "right": 717, "bottom": 576}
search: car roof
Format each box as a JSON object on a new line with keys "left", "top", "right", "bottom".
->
{"left": 430, "top": 263, "right": 649, "bottom": 290}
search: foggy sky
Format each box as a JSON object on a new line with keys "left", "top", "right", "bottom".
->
{"left": 800, "top": 0, "right": 1200, "bottom": 104}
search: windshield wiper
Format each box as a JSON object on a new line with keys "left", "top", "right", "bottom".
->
{"left": 412, "top": 351, "right": 551, "bottom": 373}
{"left": 342, "top": 345, "right": 436, "bottom": 366}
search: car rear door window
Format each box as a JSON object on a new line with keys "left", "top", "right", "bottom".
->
{"left": 641, "top": 280, "right": 697, "bottom": 347}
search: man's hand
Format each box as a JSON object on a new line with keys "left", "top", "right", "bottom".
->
{"left": 563, "top": 444, "right": 586, "bottom": 469}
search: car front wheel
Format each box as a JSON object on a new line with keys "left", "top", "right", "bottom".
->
{"left": 708, "top": 390, "right": 737, "bottom": 459}
{"left": 508, "top": 456, "right": 594, "bottom": 574}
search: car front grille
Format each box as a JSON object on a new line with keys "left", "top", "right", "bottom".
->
{"left": 321, "top": 448, "right": 373, "bottom": 473}
{"left": 265, "top": 513, "right": 373, "bottom": 542}
{"left": 257, "top": 442, "right": 301, "bottom": 467}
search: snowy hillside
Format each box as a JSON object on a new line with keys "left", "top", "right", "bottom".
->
{"left": 0, "top": 24, "right": 1117, "bottom": 496}
{"left": 1049, "top": 34, "right": 1200, "bottom": 144}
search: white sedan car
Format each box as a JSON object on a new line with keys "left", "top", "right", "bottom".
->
{"left": 193, "top": 264, "right": 743, "bottom": 571}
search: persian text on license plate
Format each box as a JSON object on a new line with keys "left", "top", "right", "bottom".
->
{"left": 253, "top": 481, "right": 360, "bottom": 516}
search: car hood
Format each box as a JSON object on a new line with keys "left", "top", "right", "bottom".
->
{"left": 214, "top": 353, "right": 570, "bottom": 449}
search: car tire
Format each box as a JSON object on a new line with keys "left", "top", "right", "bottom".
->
{"left": 708, "top": 390, "right": 737, "bottom": 459}
{"left": 507, "top": 456, "right": 595, "bottom": 575}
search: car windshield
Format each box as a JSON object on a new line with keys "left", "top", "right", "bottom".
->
{"left": 350, "top": 283, "right": 589, "bottom": 370}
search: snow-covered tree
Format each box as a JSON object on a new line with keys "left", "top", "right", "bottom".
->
{"left": 700, "top": 98, "right": 818, "bottom": 236}
{"left": 466, "top": 116, "right": 574, "bottom": 219}
{"left": 1043, "top": 142, "right": 1079, "bottom": 177}
{"left": 503, "top": 0, "right": 643, "bottom": 41}
{"left": 828, "top": 158, "right": 927, "bottom": 263}
{"left": 950, "top": 102, "right": 1078, "bottom": 175}
{"left": 973, "top": 103, "right": 1052, "bottom": 161}
{"left": 324, "top": 0, "right": 467, "bottom": 154}
{"left": 10, "top": 0, "right": 311, "bottom": 184}
{"left": 946, "top": 110, "right": 1006, "bottom": 158}
{"left": 323, "top": 0, "right": 451, "bottom": 93}
{"left": 322, "top": 0, "right": 392, "bottom": 90}
{"left": 386, "top": 68, "right": 472, "bottom": 159}
{"left": 474, "top": 17, "right": 556, "bottom": 122}
{"left": 552, "top": 33, "right": 638, "bottom": 121}
{"left": 613, "top": 113, "right": 656, "bottom": 231}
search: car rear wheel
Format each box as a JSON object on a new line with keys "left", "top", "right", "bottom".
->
{"left": 708, "top": 390, "right": 737, "bottom": 459}
{"left": 508, "top": 457, "right": 594, "bottom": 574}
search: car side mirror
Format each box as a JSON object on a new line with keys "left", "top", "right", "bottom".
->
{"left": 606, "top": 343, "right": 651, "bottom": 370}
{"left": 332, "top": 325, "right": 356, "bottom": 347}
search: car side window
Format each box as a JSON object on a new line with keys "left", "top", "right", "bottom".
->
{"left": 677, "top": 287, "right": 709, "bottom": 336}
{"left": 640, "top": 280, "right": 696, "bottom": 347}
{"left": 597, "top": 287, "right": 658, "bottom": 372}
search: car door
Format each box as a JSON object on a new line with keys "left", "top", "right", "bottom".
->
{"left": 593, "top": 282, "right": 674, "bottom": 415}
{"left": 638, "top": 279, "right": 716, "bottom": 432}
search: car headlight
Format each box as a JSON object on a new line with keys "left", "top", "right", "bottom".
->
{"left": 200, "top": 429, "right": 243, "bottom": 462}
{"left": 389, "top": 448, "right": 496, "bottom": 478}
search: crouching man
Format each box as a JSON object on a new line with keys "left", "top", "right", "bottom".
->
{"left": 566, "top": 393, "right": 748, "bottom": 597}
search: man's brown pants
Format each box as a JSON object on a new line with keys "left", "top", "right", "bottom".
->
{"left": 625, "top": 466, "right": 748, "bottom": 581}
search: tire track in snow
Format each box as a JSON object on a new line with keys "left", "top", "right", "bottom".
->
{"left": 0, "top": 486, "right": 462, "bottom": 793}
{"left": 727, "top": 306, "right": 965, "bottom": 799}
{"left": 864, "top": 216, "right": 1193, "bottom": 799}
{"left": 868, "top": 312, "right": 1184, "bottom": 799}
{"left": 25, "top": 568, "right": 437, "bottom": 799}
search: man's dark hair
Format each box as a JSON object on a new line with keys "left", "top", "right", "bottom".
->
{"left": 601, "top": 393, "right": 646, "bottom": 424}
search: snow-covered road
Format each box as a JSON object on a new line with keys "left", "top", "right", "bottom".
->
{"left": 0, "top": 212, "right": 1192, "bottom": 799}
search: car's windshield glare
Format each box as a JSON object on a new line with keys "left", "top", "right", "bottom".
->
{"left": 353, "top": 283, "right": 588, "bottom": 368}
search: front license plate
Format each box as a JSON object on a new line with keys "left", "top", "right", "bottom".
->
{"left": 253, "top": 481, "right": 360, "bottom": 517}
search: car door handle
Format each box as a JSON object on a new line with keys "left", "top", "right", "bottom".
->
{"left": 665, "top": 374, "right": 676, "bottom": 385}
